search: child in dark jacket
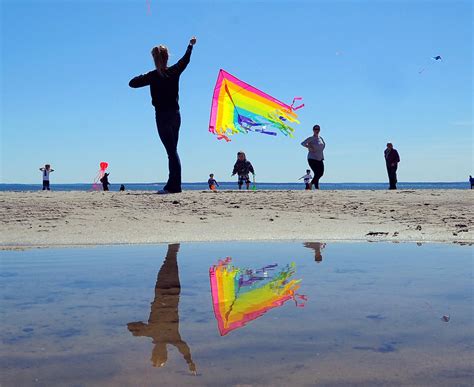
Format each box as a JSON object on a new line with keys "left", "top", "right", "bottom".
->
{"left": 100, "top": 173, "right": 111, "bottom": 191}
{"left": 232, "top": 151, "right": 255, "bottom": 190}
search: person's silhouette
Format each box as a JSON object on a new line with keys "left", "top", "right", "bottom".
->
{"left": 303, "top": 242, "right": 326, "bottom": 263}
{"left": 127, "top": 243, "right": 196, "bottom": 374}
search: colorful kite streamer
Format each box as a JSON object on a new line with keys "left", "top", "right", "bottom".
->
{"left": 209, "top": 70, "right": 304, "bottom": 142}
{"left": 209, "top": 258, "right": 306, "bottom": 336}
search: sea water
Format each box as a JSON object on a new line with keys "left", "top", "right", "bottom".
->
{"left": 1, "top": 242, "right": 472, "bottom": 386}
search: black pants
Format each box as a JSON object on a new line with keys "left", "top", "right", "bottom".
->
{"left": 308, "top": 159, "right": 324, "bottom": 189}
{"left": 42, "top": 180, "right": 50, "bottom": 190}
{"left": 155, "top": 110, "right": 182, "bottom": 193}
{"left": 387, "top": 165, "right": 398, "bottom": 189}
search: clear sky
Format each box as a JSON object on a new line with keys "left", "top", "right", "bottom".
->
{"left": 1, "top": 0, "right": 472, "bottom": 184}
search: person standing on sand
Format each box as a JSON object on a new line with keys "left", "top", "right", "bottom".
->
{"left": 469, "top": 175, "right": 474, "bottom": 189}
{"left": 100, "top": 172, "right": 110, "bottom": 191}
{"left": 39, "top": 164, "right": 54, "bottom": 190}
{"left": 384, "top": 143, "right": 400, "bottom": 190}
{"left": 301, "top": 125, "right": 326, "bottom": 189}
{"left": 129, "top": 37, "right": 197, "bottom": 195}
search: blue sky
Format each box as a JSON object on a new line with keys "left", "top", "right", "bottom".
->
{"left": 1, "top": 0, "right": 472, "bottom": 184}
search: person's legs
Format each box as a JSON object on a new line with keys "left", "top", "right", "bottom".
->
{"left": 309, "top": 159, "right": 324, "bottom": 189}
{"left": 44, "top": 181, "right": 50, "bottom": 190}
{"left": 42, "top": 181, "right": 47, "bottom": 190}
{"left": 388, "top": 166, "right": 397, "bottom": 189}
{"left": 156, "top": 111, "right": 182, "bottom": 193}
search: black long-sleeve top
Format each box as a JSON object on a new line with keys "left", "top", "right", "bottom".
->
{"left": 384, "top": 148, "right": 400, "bottom": 166}
{"left": 232, "top": 160, "right": 255, "bottom": 176}
{"left": 129, "top": 45, "right": 193, "bottom": 112}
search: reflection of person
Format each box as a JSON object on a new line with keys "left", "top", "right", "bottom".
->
{"left": 39, "top": 164, "right": 54, "bottom": 190}
{"left": 384, "top": 143, "right": 400, "bottom": 190}
{"left": 303, "top": 242, "right": 326, "bottom": 263}
{"left": 129, "top": 37, "right": 197, "bottom": 195}
{"left": 232, "top": 151, "right": 255, "bottom": 190}
{"left": 301, "top": 125, "right": 325, "bottom": 189}
{"left": 127, "top": 244, "right": 196, "bottom": 374}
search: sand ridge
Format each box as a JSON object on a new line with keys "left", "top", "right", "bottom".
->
{"left": 0, "top": 189, "right": 472, "bottom": 248}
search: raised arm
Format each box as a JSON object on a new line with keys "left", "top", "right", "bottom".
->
{"left": 171, "top": 37, "right": 196, "bottom": 75}
{"left": 129, "top": 71, "right": 152, "bottom": 88}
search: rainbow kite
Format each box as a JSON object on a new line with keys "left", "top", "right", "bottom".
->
{"left": 209, "top": 70, "right": 304, "bottom": 142}
{"left": 209, "top": 258, "right": 306, "bottom": 336}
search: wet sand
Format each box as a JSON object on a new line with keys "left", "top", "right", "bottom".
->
{"left": 0, "top": 189, "right": 472, "bottom": 248}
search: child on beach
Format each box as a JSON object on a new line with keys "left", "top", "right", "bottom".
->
{"left": 208, "top": 174, "right": 219, "bottom": 190}
{"left": 39, "top": 164, "right": 54, "bottom": 190}
{"left": 299, "top": 169, "right": 313, "bottom": 190}
{"left": 232, "top": 151, "right": 255, "bottom": 190}
{"left": 100, "top": 173, "right": 110, "bottom": 191}
{"left": 470, "top": 175, "right": 474, "bottom": 189}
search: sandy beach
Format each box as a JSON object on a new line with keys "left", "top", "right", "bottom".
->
{"left": 0, "top": 189, "right": 472, "bottom": 248}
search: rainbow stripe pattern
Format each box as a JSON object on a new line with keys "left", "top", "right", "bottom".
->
{"left": 209, "top": 69, "right": 303, "bottom": 142}
{"left": 209, "top": 258, "right": 304, "bottom": 336}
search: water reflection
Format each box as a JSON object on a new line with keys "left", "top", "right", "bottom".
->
{"left": 209, "top": 258, "right": 306, "bottom": 336}
{"left": 127, "top": 243, "right": 196, "bottom": 374}
{"left": 303, "top": 242, "right": 326, "bottom": 262}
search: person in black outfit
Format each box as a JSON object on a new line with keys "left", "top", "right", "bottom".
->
{"left": 469, "top": 175, "right": 474, "bottom": 189}
{"left": 100, "top": 173, "right": 110, "bottom": 191}
{"left": 384, "top": 143, "right": 400, "bottom": 190}
{"left": 232, "top": 151, "right": 255, "bottom": 190}
{"left": 127, "top": 244, "right": 196, "bottom": 374}
{"left": 129, "top": 37, "right": 197, "bottom": 195}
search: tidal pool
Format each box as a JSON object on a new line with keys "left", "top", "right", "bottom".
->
{"left": 1, "top": 242, "right": 472, "bottom": 386}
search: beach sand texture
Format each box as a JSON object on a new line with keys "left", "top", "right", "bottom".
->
{"left": 0, "top": 190, "right": 472, "bottom": 248}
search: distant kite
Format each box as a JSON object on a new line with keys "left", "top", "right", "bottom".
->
{"left": 419, "top": 55, "right": 442, "bottom": 74}
{"left": 209, "top": 69, "right": 304, "bottom": 142}
{"left": 93, "top": 161, "right": 108, "bottom": 190}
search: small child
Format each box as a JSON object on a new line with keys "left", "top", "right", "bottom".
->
{"left": 119, "top": 184, "right": 125, "bottom": 191}
{"left": 232, "top": 151, "right": 255, "bottom": 190}
{"left": 470, "top": 175, "right": 474, "bottom": 189}
{"left": 208, "top": 174, "right": 219, "bottom": 191}
{"left": 299, "top": 169, "right": 313, "bottom": 190}
{"left": 100, "top": 173, "right": 110, "bottom": 191}
{"left": 39, "top": 164, "right": 54, "bottom": 190}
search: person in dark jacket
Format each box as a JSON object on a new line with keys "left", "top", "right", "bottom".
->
{"left": 232, "top": 151, "right": 255, "bottom": 190}
{"left": 469, "top": 175, "right": 474, "bottom": 189}
{"left": 384, "top": 143, "right": 400, "bottom": 190}
{"left": 100, "top": 173, "right": 110, "bottom": 191}
{"left": 129, "top": 37, "right": 197, "bottom": 195}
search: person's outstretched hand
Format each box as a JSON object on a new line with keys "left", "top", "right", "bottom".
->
{"left": 189, "top": 36, "right": 197, "bottom": 46}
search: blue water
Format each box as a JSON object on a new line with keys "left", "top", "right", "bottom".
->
{"left": 1, "top": 242, "right": 472, "bottom": 386}
{"left": 0, "top": 181, "right": 469, "bottom": 192}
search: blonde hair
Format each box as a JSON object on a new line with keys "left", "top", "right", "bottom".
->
{"left": 151, "top": 45, "right": 169, "bottom": 75}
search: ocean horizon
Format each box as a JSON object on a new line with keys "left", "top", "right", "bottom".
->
{"left": 0, "top": 181, "right": 469, "bottom": 191}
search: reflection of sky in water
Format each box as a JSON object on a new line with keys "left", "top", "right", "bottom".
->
{"left": 1, "top": 242, "right": 473, "bottom": 386}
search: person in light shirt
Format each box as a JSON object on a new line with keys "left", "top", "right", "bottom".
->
{"left": 301, "top": 125, "right": 326, "bottom": 189}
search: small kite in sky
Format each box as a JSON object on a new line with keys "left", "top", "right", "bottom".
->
{"left": 209, "top": 69, "right": 304, "bottom": 142}
{"left": 419, "top": 55, "right": 442, "bottom": 74}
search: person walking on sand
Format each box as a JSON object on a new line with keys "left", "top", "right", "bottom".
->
{"left": 301, "top": 125, "right": 325, "bottom": 189}
{"left": 384, "top": 143, "right": 400, "bottom": 190}
{"left": 298, "top": 169, "right": 313, "bottom": 190}
{"left": 232, "top": 151, "right": 255, "bottom": 190}
{"left": 100, "top": 173, "right": 110, "bottom": 191}
{"left": 39, "top": 164, "right": 54, "bottom": 190}
{"left": 129, "top": 37, "right": 197, "bottom": 195}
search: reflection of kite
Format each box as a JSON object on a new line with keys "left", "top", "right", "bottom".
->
{"left": 209, "top": 69, "right": 304, "bottom": 142}
{"left": 419, "top": 55, "right": 442, "bottom": 74}
{"left": 209, "top": 257, "right": 306, "bottom": 336}
{"left": 93, "top": 161, "right": 108, "bottom": 190}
